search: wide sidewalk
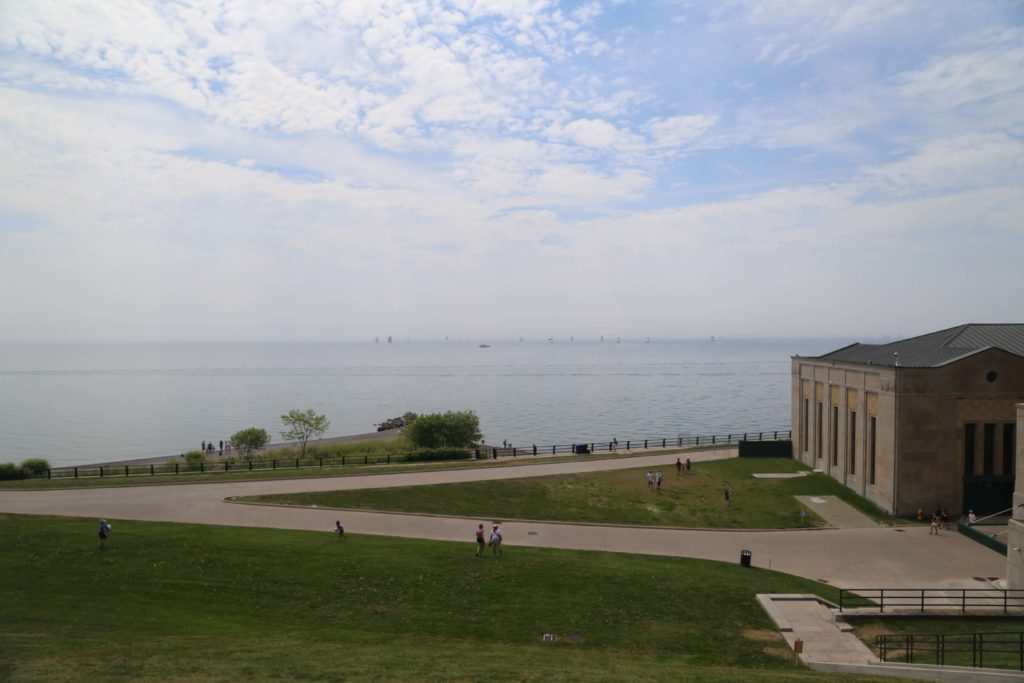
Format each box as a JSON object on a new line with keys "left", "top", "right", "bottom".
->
{"left": 0, "top": 449, "right": 1006, "bottom": 587}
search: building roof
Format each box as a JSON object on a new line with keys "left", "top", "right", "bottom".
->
{"left": 811, "top": 324, "right": 1024, "bottom": 368}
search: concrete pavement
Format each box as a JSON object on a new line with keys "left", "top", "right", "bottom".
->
{"left": 0, "top": 449, "right": 1007, "bottom": 587}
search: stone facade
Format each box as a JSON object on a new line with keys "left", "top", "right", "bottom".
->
{"left": 792, "top": 349, "right": 1024, "bottom": 516}
{"left": 1008, "top": 403, "right": 1024, "bottom": 589}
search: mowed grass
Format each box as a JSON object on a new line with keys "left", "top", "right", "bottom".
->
{"left": 0, "top": 446, "right": 710, "bottom": 490}
{"left": 243, "top": 457, "right": 897, "bottom": 529}
{"left": 0, "top": 514, "right": 903, "bottom": 683}
{"left": 851, "top": 617, "right": 1024, "bottom": 671}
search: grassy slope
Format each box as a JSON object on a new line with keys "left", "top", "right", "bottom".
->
{"left": 851, "top": 616, "right": 1024, "bottom": 671}
{"left": 0, "top": 514, "right": 903, "bottom": 682}
{"left": 243, "top": 457, "right": 898, "bottom": 529}
{"left": 0, "top": 446, "right": 710, "bottom": 490}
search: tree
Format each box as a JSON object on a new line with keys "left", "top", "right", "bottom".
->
{"left": 404, "top": 410, "right": 482, "bottom": 449}
{"left": 280, "top": 409, "right": 330, "bottom": 457}
{"left": 230, "top": 427, "right": 271, "bottom": 459}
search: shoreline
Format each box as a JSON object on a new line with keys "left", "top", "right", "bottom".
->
{"left": 80, "top": 429, "right": 403, "bottom": 468}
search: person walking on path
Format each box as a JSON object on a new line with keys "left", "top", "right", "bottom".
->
{"left": 334, "top": 520, "right": 347, "bottom": 540}
{"left": 475, "top": 523, "right": 486, "bottom": 557}
{"left": 929, "top": 512, "right": 940, "bottom": 535}
{"left": 675, "top": 458, "right": 682, "bottom": 477}
{"left": 686, "top": 457, "right": 692, "bottom": 472}
{"left": 489, "top": 525, "right": 503, "bottom": 556}
{"left": 967, "top": 510, "right": 978, "bottom": 525}
{"left": 940, "top": 508, "right": 950, "bottom": 530}
{"left": 97, "top": 519, "right": 112, "bottom": 549}
{"left": 646, "top": 471, "right": 653, "bottom": 491}
{"left": 655, "top": 471, "right": 663, "bottom": 491}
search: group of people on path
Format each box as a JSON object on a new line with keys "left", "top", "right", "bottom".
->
{"left": 200, "top": 439, "right": 232, "bottom": 456}
{"left": 475, "top": 523, "right": 503, "bottom": 556}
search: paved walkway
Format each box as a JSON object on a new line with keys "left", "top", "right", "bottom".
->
{"left": 0, "top": 449, "right": 1007, "bottom": 587}
{"left": 796, "top": 495, "right": 878, "bottom": 529}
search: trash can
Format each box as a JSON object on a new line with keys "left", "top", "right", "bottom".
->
{"left": 740, "top": 550, "right": 752, "bottom": 567}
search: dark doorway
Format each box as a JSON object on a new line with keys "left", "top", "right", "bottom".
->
{"left": 962, "top": 476, "right": 1014, "bottom": 516}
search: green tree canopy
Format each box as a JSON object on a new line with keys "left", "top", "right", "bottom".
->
{"left": 280, "top": 409, "right": 330, "bottom": 456}
{"left": 404, "top": 410, "right": 481, "bottom": 449}
{"left": 230, "top": 427, "right": 271, "bottom": 459}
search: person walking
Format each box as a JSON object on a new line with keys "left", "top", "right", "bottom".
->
{"left": 656, "top": 471, "right": 663, "bottom": 491}
{"left": 646, "top": 471, "right": 653, "bottom": 491}
{"left": 686, "top": 457, "right": 692, "bottom": 472}
{"left": 675, "top": 458, "right": 682, "bottom": 477}
{"left": 475, "top": 523, "right": 486, "bottom": 557}
{"left": 929, "top": 512, "right": 940, "bottom": 535}
{"left": 97, "top": 519, "right": 112, "bottom": 549}
{"left": 334, "top": 520, "right": 347, "bottom": 540}
{"left": 489, "top": 525, "right": 503, "bottom": 556}
{"left": 724, "top": 488, "right": 731, "bottom": 506}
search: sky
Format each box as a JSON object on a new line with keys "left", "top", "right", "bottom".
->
{"left": 0, "top": 0, "right": 1022, "bottom": 343}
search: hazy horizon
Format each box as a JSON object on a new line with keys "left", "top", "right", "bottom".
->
{"left": 2, "top": 2, "right": 1022, "bottom": 344}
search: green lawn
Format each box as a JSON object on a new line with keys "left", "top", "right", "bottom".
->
{"left": 0, "top": 446, "right": 712, "bottom": 490}
{"left": 241, "top": 457, "right": 897, "bottom": 529}
{"left": 851, "top": 617, "right": 1024, "bottom": 672}
{"left": 0, "top": 514, "right": 906, "bottom": 682}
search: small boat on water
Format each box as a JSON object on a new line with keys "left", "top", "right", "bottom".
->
{"left": 479, "top": 343, "right": 491, "bottom": 348}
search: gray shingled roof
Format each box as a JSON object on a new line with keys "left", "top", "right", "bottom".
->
{"left": 813, "top": 324, "right": 1024, "bottom": 368}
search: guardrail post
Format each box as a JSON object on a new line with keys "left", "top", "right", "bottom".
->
{"left": 625, "top": 441, "right": 630, "bottom": 450}
{"left": 907, "top": 634, "right": 913, "bottom": 664}
{"left": 552, "top": 446, "right": 556, "bottom": 455}
{"left": 124, "top": 465, "right": 129, "bottom": 477}
{"left": 533, "top": 445, "right": 537, "bottom": 455}
{"left": 880, "top": 590, "right": 884, "bottom": 613}
{"left": 342, "top": 456, "right": 345, "bottom": 466}
{"left": 364, "top": 455, "right": 368, "bottom": 465}
{"left": 74, "top": 467, "right": 78, "bottom": 479}
{"left": 644, "top": 440, "right": 648, "bottom": 449}
{"left": 921, "top": 589, "right": 925, "bottom": 613}
{"left": 100, "top": 466, "right": 104, "bottom": 478}
{"left": 973, "top": 633, "right": 977, "bottom": 668}
{"left": 662, "top": 438, "right": 666, "bottom": 447}
{"left": 273, "top": 460, "right": 277, "bottom": 470}
{"left": 150, "top": 464, "right": 154, "bottom": 476}
{"left": 174, "top": 463, "right": 178, "bottom": 474}
{"left": 774, "top": 431, "right": 778, "bottom": 439}
{"left": 696, "top": 436, "right": 700, "bottom": 445}
{"left": 319, "top": 457, "right": 323, "bottom": 468}
{"left": 759, "top": 432, "right": 763, "bottom": 440}
{"left": 47, "top": 468, "right": 51, "bottom": 479}
{"left": 200, "top": 462, "right": 204, "bottom": 473}
{"left": 979, "top": 633, "right": 984, "bottom": 668}
{"left": 225, "top": 462, "right": 230, "bottom": 472}
{"left": 963, "top": 589, "right": 966, "bottom": 613}
{"left": 712, "top": 435, "right": 716, "bottom": 445}
{"left": 249, "top": 460, "right": 253, "bottom": 471}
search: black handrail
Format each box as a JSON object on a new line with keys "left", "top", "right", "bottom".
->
{"left": 29, "top": 428, "right": 792, "bottom": 481}
{"left": 840, "top": 588, "right": 1024, "bottom": 614}
{"left": 876, "top": 631, "right": 1024, "bottom": 671}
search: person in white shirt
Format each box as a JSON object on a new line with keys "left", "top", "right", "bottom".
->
{"left": 489, "top": 525, "right": 503, "bottom": 555}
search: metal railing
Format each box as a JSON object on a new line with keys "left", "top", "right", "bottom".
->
{"left": 23, "top": 429, "right": 791, "bottom": 481}
{"left": 876, "top": 631, "right": 1024, "bottom": 671}
{"left": 840, "top": 588, "right": 1024, "bottom": 614}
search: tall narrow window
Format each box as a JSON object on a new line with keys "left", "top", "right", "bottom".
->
{"left": 848, "top": 411, "right": 857, "bottom": 475}
{"left": 802, "top": 398, "right": 809, "bottom": 453}
{"left": 831, "top": 405, "right": 839, "bottom": 466}
{"left": 869, "top": 416, "right": 877, "bottom": 485}
{"left": 964, "top": 423, "right": 976, "bottom": 476}
{"left": 1002, "top": 423, "right": 1015, "bottom": 476}
{"left": 983, "top": 423, "right": 996, "bottom": 475}
{"left": 816, "top": 402, "right": 823, "bottom": 460}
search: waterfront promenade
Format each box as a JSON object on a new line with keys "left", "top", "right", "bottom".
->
{"left": 0, "top": 449, "right": 1005, "bottom": 587}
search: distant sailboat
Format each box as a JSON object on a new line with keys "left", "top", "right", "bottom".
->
{"left": 548, "top": 336, "right": 553, "bottom": 343}
{"left": 479, "top": 343, "right": 490, "bottom": 348}
{"left": 375, "top": 336, "right": 380, "bottom": 343}
{"left": 387, "top": 336, "right": 393, "bottom": 343}
{"left": 600, "top": 335, "right": 604, "bottom": 342}
{"left": 616, "top": 336, "right": 621, "bottom": 343}
{"left": 519, "top": 336, "right": 524, "bottom": 342}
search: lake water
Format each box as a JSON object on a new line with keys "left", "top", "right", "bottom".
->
{"left": 0, "top": 339, "right": 845, "bottom": 466}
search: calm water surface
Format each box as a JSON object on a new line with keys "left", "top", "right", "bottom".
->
{"left": 0, "top": 339, "right": 844, "bottom": 465}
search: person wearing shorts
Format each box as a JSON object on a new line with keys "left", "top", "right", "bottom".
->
{"left": 489, "top": 525, "right": 503, "bottom": 556}
{"left": 475, "top": 524, "right": 485, "bottom": 557}
{"left": 97, "top": 519, "right": 111, "bottom": 549}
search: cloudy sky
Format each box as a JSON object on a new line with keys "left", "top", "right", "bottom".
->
{"left": 1, "top": 1, "right": 1021, "bottom": 343}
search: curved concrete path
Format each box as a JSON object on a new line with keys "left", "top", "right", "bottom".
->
{"left": 0, "top": 449, "right": 1006, "bottom": 588}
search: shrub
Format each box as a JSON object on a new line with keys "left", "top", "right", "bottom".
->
{"left": 230, "top": 427, "right": 272, "bottom": 459}
{"left": 0, "top": 463, "right": 21, "bottom": 480}
{"left": 20, "top": 458, "right": 50, "bottom": 477}
{"left": 405, "top": 410, "right": 482, "bottom": 449}
{"left": 183, "top": 450, "right": 207, "bottom": 464}
{"left": 404, "top": 449, "right": 473, "bottom": 463}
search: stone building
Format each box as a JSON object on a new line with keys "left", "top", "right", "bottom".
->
{"left": 791, "top": 324, "right": 1024, "bottom": 516}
